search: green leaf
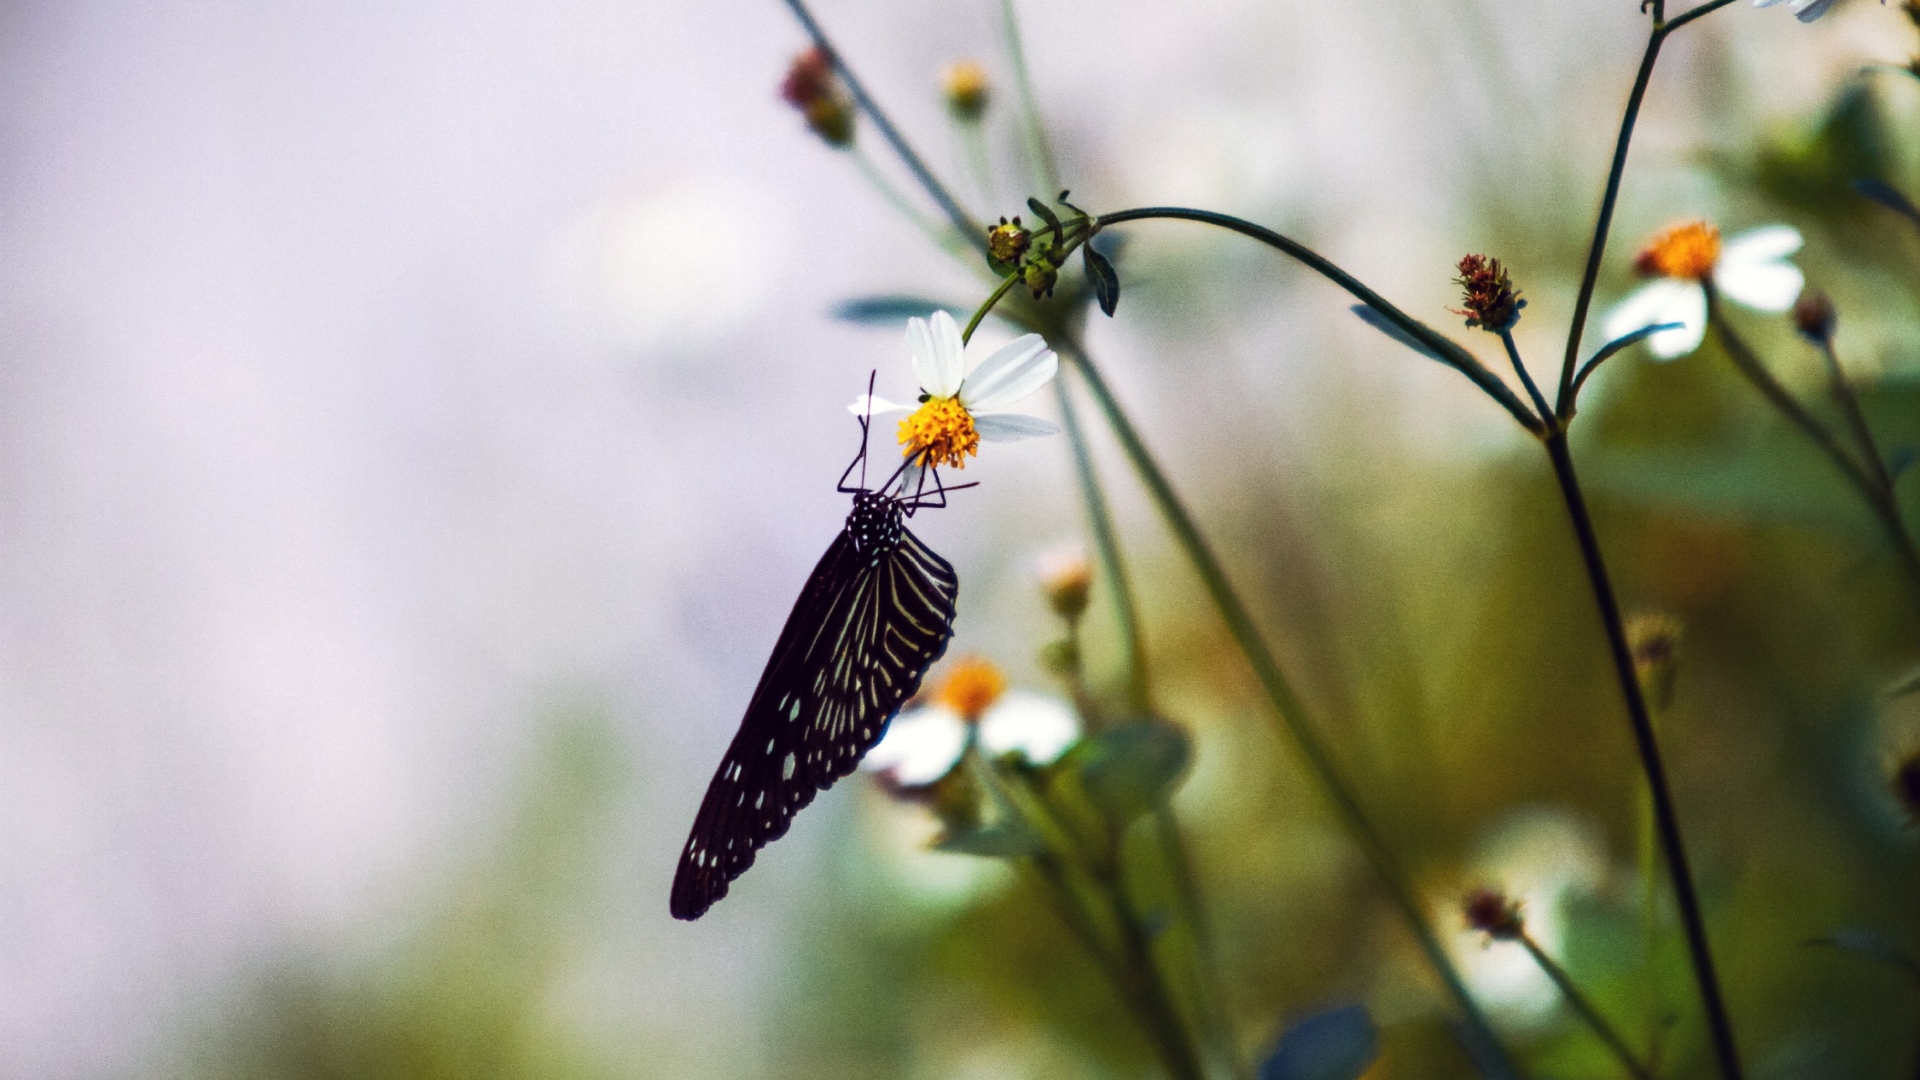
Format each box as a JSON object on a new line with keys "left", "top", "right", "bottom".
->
{"left": 831, "top": 295, "right": 960, "bottom": 325}
{"left": 1808, "top": 928, "right": 1920, "bottom": 985}
{"left": 1084, "top": 247, "right": 1120, "bottom": 317}
{"left": 933, "top": 819, "right": 1045, "bottom": 858}
{"left": 1259, "top": 1004, "right": 1380, "bottom": 1080}
{"left": 1078, "top": 718, "right": 1191, "bottom": 825}
{"left": 1026, "top": 196, "right": 1062, "bottom": 235}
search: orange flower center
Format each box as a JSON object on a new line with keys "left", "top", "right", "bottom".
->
{"left": 1634, "top": 221, "right": 1721, "bottom": 280}
{"left": 897, "top": 396, "right": 979, "bottom": 470}
{"left": 936, "top": 656, "right": 1006, "bottom": 720}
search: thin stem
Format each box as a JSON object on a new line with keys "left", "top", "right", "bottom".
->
{"left": 999, "top": 0, "right": 1061, "bottom": 196}
{"left": 1542, "top": 432, "right": 1743, "bottom": 1080}
{"left": 1060, "top": 343, "right": 1521, "bottom": 1080}
{"left": 1553, "top": 0, "right": 1741, "bottom": 417}
{"left": 780, "top": 0, "right": 987, "bottom": 252}
{"left": 962, "top": 272, "right": 1023, "bottom": 344}
{"left": 1094, "top": 207, "right": 1543, "bottom": 434}
{"left": 1708, "top": 293, "right": 1920, "bottom": 596}
{"left": 1055, "top": 374, "right": 1152, "bottom": 712}
{"left": 1516, "top": 932, "right": 1663, "bottom": 1080}
{"left": 1500, "top": 329, "right": 1553, "bottom": 424}
{"left": 1815, "top": 335, "right": 1902, "bottom": 507}
{"left": 1555, "top": 30, "right": 1664, "bottom": 413}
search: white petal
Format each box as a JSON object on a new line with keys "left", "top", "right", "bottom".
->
{"left": 1647, "top": 287, "right": 1708, "bottom": 359}
{"left": 1793, "top": 0, "right": 1836, "bottom": 19}
{"left": 924, "top": 310, "right": 966, "bottom": 397}
{"left": 1752, "top": 0, "right": 1791, "bottom": 7}
{"left": 864, "top": 706, "right": 967, "bottom": 787}
{"left": 974, "top": 412, "right": 1061, "bottom": 441}
{"left": 1719, "top": 225, "right": 1803, "bottom": 268}
{"left": 978, "top": 692, "right": 1079, "bottom": 766}
{"left": 1602, "top": 279, "right": 1700, "bottom": 345}
{"left": 847, "top": 393, "right": 911, "bottom": 417}
{"left": 905, "top": 317, "right": 941, "bottom": 395}
{"left": 1716, "top": 259, "right": 1804, "bottom": 313}
{"left": 892, "top": 457, "right": 927, "bottom": 499}
{"left": 960, "top": 336, "right": 1055, "bottom": 412}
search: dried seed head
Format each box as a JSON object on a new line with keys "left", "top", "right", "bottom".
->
{"left": 780, "top": 47, "right": 854, "bottom": 148}
{"left": 1463, "top": 888, "right": 1525, "bottom": 941}
{"left": 1023, "top": 257, "right": 1059, "bottom": 300}
{"left": 1035, "top": 543, "right": 1093, "bottom": 622}
{"left": 1451, "top": 254, "right": 1526, "bottom": 332}
{"left": 1792, "top": 289, "right": 1837, "bottom": 342}
{"left": 943, "top": 61, "right": 990, "bottom": 121}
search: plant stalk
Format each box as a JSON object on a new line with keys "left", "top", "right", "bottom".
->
{"left": 1542, "top": 431, "right": 1743, "bottom": 1080}
{"left": 1517, "top": 932, "right": 1662, "bottom": 1080}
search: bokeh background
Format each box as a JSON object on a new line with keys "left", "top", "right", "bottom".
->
{"left": 0, "top": 0, "right": 1917, "bottom": 1076}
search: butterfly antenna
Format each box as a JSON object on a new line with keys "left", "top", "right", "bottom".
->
{"left": 860, "top": 369, "right": 875, "bottom": 490}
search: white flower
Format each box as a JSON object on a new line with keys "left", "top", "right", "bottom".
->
{"left": 849, "top": 310, "right": 1059, "bottom": 491}
{"left": 1602, "top": 222, "right": 1805, "bottom": 360}
{"left": 1753, "top": 0, "right": 1838, "bottom": 21}
{"left": 863, "top": 690, "right": 1081, "bottom": 789}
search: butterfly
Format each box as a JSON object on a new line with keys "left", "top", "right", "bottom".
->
{"left": 670, "top": 391, "right": 969, "bottom": 920}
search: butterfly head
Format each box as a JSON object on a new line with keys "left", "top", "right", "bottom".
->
{"left": 846, "top": 490, "right": 904, "bottom": 556}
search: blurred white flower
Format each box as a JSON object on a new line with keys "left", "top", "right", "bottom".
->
{"left": 1603, "top": 221, "right": 1804, "bottom": 360}
{"left": 849, "top": 310, "right": 1059, "bottom": 491}
{"left": 1752, "top": 0, "right": 1839, "bottom": 21}
{"left": 863, "top": 656, "right": 1080, "bottom": 789}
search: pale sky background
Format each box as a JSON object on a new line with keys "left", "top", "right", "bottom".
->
{"left": 0, "top": 0, "right": 1892, "bottom": 1075}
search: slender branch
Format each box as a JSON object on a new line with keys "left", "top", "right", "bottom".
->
{"left": 1554, "top": 29, "right": 1665, "bottom": 413}
{"left": 780, "top": 0, "right": 987, "bottom": 251}
{"left": 1663, "top": 0, "right": 1744, "bottom": 33}
{"left": 1061, "top": 345, "right": 1521, "bottom": 1079}
{"left": 1517, "top": 932, "right": 1663, "bottom": 1080}
{"left": 1815, "top": 335, "right": 1904, "bottom": 514}
{"left": 1709, "top": 295, "right": 1920, "bottom": 600}
{"left": 1094, "top": 207, "right": 1544, "bottom": 433}
{"left": 851, "top": 144, "right": 958, "bottom": 253}
{"left": 1055, "top": 374, "right": 1152, "bottom": 711}
{"left": 1542, "top": 432, "right": 1743, "bottom": 1080}
{"left": 999, "top": 0, "right": 1061, "bottom": 195}
{"left": 1500, "top": 329, "right": 1553, "bottom": 424}
{"left": 963, "top": 272, "right": 1023, "bottom": 343}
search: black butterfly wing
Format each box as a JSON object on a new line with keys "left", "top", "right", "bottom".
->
{"left": 670, "top": 523, "right": 958, "bottom": 920}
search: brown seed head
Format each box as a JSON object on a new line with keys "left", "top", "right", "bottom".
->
{"left": 1463, "top": 888, "right": 1525, "bottom": 940}
{"left": 780, "top": 47, "right": 854, "bottom": 147}
{"left": 1792, "top": 289, "right": 1837, "bottom": 342}
{"left": 1451, "top": 254, "right": 1525, "bottom": 332}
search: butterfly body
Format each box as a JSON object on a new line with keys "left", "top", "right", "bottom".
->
{"left": 670, "top": 487, "right": 958, "bottom": 921}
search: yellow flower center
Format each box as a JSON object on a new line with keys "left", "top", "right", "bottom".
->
{"left": 937, "top": 656, "right": 1006, "bottom": 721}
{"left": 897, "top": 396, "right": 979, "bottom": 470}
{"left": 1634, "top": 221, "right": 1721, "bottom": 280}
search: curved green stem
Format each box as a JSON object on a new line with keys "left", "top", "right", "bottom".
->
{"left": 1060, "top": 345, "right": 1520, "bottom": 1079}
{"left": 1054, "top": 373, "right": 1152, "bottom": 712}
{"left": 1094, "top": 207, "right": 1543, "bottom": 434}
{"left": 1517, "top": 932, "right": 1662, "bottom": 1080}
{"left": 1500, "top": 329, "right": 1553, "bottom": 425}
{"left": 780, "top": 0, "right": 986, "bottom": 252}
{"left": 1542, "top": 432, "right": 1743, "bottom": 1080}
{"left": 963, "top": 272, "right": 1023, "bottom": 344}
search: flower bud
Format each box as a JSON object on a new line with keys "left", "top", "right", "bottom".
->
{"left": 780, "top": 47, "right": 855, "bottom": 148}
{"left": 1450, "top": 254, "right": 1525, "bottom": 332}
{"left": 1023, "top": 257, "right": 1059, "bottom": 299}
{"left": 1463, "top": 888, "right": 1525, "bottom": 941}
{"left": 943, "top": 61, "right": 990, "bottom": 122}
{"left": 1792, "top": 289, "right": 1837, "bottom": 342}
{"left": 1034, "top": 542, "right": 1093, "bottom": 622}
{"left": 1627, "top": 612, "right": 1683, "bottom": 712}
{"left": 987, "top": 217, "right": 1031, "bottom": 267}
